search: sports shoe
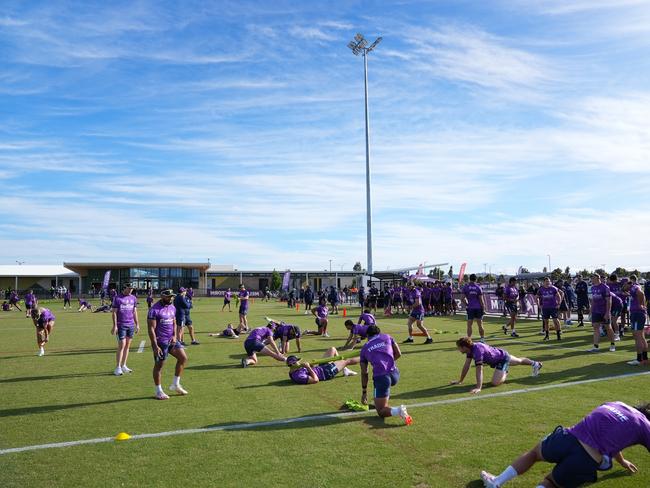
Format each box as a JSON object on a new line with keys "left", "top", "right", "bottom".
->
{"left": 532, "top": 361, "right": 543, "bottom": 377}
{"left": 155, "top": 391, "right": 170, "bottom": 400}
{"left": 480, "top": 470, "right": 500, "bottom": 488}
{"left": 609, "top": 345, "right": 616, "bottom": 352}
{"left": 614, "top": 334, "right": 620, "bottom": 342}
{"left": 323, "top": 332, "right": 330, "bottom": 338}
{"left": 191, "top": 340, "right": 200, "bottom": 345}
{"left": 502, "top": 325, "right": 508, "bottom": 335}
{"left": 169, "top": 384, "right": 188, "bottom": 395}
{"left": 402, "top": 337, "right": 414, "bottom": 343}
{"left": 587, "top": 347, "right": 600, "bottom": 352}
{"left": 510, "top": 331, "right": 519, "bottom": 338}
{"left": 121, "top": 365, "right": 133, "bottom": 373}
{"left": 424, "top": 337, "right": 433, "bottom": 344}
{"left": 241, "top": 358, "right": 248, "bottom": 368}
{"left": 38, "top": 348, "right": 45, "bottom": 356}
{"left": 627, "top": 359, "right": 641, "bottom": 366}
{"left": 543, "top": 334, "right": 550, "bottom": 341}
{"left": 179, "top": 341, "right": 187, "bottom": 346}
{"left": 114, "top": 366, "right": 123, "bottom": 376}
{"left": 398, "top": 405, "right": 412, "bottom": 426}
{"left": 343, "top": 367, "right": 357, "bottom": 377}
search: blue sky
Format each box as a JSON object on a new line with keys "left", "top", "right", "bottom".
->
{"left": 1, "top": 0, "right": 650, "bottom": 274}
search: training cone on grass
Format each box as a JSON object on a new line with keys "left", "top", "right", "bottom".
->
{"left": 114, "top": 432, "right": 131, "bottom": 441}
{"left": 342, "top": 308, "right": 347, "bottom": 317}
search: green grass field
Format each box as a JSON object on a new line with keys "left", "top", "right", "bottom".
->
{"left": 1, "top": 298, "right": 649, "bottom": 487}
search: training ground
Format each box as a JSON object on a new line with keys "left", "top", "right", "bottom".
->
{"left": 2, "top": 298, "right": 649, "bottom": 487}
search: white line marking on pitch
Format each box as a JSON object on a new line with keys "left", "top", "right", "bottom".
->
{"left": 137, "top": 341, "right": 145, "bottom": 353}
{"left": 2, "top": 370, "right": 649, "bottom": 456}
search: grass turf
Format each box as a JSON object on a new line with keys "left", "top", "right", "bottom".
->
{"left": 1, "top": 299, "right": 649, "bottom": 487}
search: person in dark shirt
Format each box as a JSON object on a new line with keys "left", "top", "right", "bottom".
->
{"left": 575, "top": 275, "right": 590, "bottom": 327}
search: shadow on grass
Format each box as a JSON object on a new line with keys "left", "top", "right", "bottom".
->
{"left": 186, "top": 363, "right": 279, "bottom": 371}
{"left": 464, "top": 480, "right": 483, "bottom": 488}
{"left": 0, "top": 396, "right": 152, "bottom": 418}
{"left": 236, "top": 379, "right": 292, "bottom": 389}
{"left": 0, "top": 371, "right": 112, "bottom": 384}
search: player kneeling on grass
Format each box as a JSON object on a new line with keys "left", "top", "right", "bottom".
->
{"left": 272, "top": 321, "right": 302, "bottom": 354}
{"left": 286, "top": 347, "right": 359, "bottom": 384}
{"left": 342, "top": 320, "right": 369, "bottom": 350}
{"left": 31, "top": 307, "right": 55, "bottom": 356}
{"left": 147, "top": 289, "right": 188, "bottom": 400}
{"left": 450, "top": 337, "right": 542, "bottom": 394}
{"left": 304, "top": 302, "right": 329, "bottom": 337}
{"left": 480, "top": 401, "right": 650, "bottom": 488}
{"left": 208, "top": 323, "right": 239, "bottom": 338}
{"left": 78, "top": 298, "right": 93, "bottom": 312}
{"left": 241, "top": 322, "right": 286, "bottom": 367}
{"left": 360, "top": 325, "right": 411, "bottom": 424}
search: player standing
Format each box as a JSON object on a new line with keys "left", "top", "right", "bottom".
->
{"left": 462, "top": 274, "right": 486, "bottom": 341}
{"left": 111, "top": 283, "right": 139, "bottom": 376}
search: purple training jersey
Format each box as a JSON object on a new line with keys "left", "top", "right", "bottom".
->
{"left": 24, "top": 292, "right": 35, "bottom": 306}
{"left": 360, "top": 333, "right": 397, "bottom": 378}
{"left": 411, "top": 288, "right": 424, "bottom": 311}
{"left": 629, "top": 284, "right": 646, "bottom": 312}
{"left": 462, "top": 283, "right": 483, "bottom": 310}
{"left": 289, "top": 365, "right": 328, "bottom": 384}
{"left": 467, "top": 342, "right": 508, "bottom": 367}
{"left": 352, "top": 324, "right": 369, "bottom": 339}
{"left": 358, "top": 312, "right": 376, "bottom": 325}
{"left": 504, "top": 285, "right": 519, "bottom": 302}
{"left": 248, "top": 326, "right": 272, "bottom": 342}
{"left": 112, "top": 294, "right": 138, "bottom": 327}
{"left": 590, "top": 283, "right": 611, "bottom": 315}
{"left": 147, "top": 301, "right": 176, "bottom": 343}
{"left": 238, "top": 290, "right": 249, "bottom": 309}
{"left": 274, "top": 324, "right": 300, "bottom": 340}
{"left": 315, "top": 305, "right": 329, "bottom": 319}
{"left": 568, "top": 402, "right": 650, "bottom": 457}
{"left": 38, "top": 308, "right": 55, "bottom": 325}
{"left": 537, "top": 285, "right": 560, "bottom": 309}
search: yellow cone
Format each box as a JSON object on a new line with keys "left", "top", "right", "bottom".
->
{"left": 114, "top": 432, "right": 131, "bottom": 441}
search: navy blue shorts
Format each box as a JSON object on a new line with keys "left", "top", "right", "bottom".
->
{"left": 577, "top": 299, "right": 589, "bottom": 310}
{"left": 239, "top": 307, "right": 248, "bottom": 316}
{"left": 155, "top": 341, "right": 183, "bottom": 362}
{"left": 611, "top": 305, "right": 622, "bottom": 317}
{"left": 630, "top": 311, "right": 647, "bottom": 331}
{"left": 467, "top": 309, "right": 483, "bottom": 320}
{"left": 314, "top": 317, "right": 327, "bottom": 328}
{"left": 373, "top": 369, "right": 400, "bottom": 399}
{"left": 541, "top": 427, "right": 598, "bottom": 488}
{"left": 410, "top": 309, "right": 424, "bottom": 321}
{"left": 493, "top": 353, "right": 511, "bottom": 372}
{"left": 320, "top": 362, "right": 339, "bottom": 381}
{"left": 542, "top": 308, "right": 558, "bottom": 320}
{"left": 591, "top": 312, "right": 608, "bottom": 324}
{"left": 244, "top": 339, "right": 265, "bottom": 356}
{"left": 117, "top": 326, "right": 135, "bottom": 340}
{"left": 504, "top": 302, "right": 518, "bottom": 315}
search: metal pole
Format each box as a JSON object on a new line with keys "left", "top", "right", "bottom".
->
{"left": 547, "top": 255, "right": 551, "bottom": 272}
{"left": 363, "top": 50, "right": 373, "bottom": 276}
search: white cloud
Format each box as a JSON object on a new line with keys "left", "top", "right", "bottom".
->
{"left": 288, "top": 26, "right": 337, "bottom": 42}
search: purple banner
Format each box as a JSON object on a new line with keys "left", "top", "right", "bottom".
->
{"left": 102, "top": 270, "right": 111, "bottom": 291}
{"left": 281, "top": 271, "right": 291, "bottom": 291}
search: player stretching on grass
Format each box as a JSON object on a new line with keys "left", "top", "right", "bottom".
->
{"left": 78, "top": 298, "right": 93, "bottom": 312}
{"left": 208, "top": 323, "right": 239, "bottom": 338}
{"left": 462, "top": 274, "right": 486, "bottom": 341}
{"left": 286, "top": 347, "right": 358, "bottom": 384}
{"left": 450, "top": 336, "right": 542, "bottom": 394}
{"left": 626, "top": 275, "right": 648, "bottom": 366}
{"left": 272, "top": 322, "right": 302, "bottom": 354}
{"left": 480, "top": 401, "right": 650, "bottom": 487}
{"left": 111, "top": 283, "right": 139, "bottom": 376}
{"left": 502, "top": 277, "right": 520, "bottom": 338}
{"left": 31, "top": 307, "right": 55, "bottom": 356}
{"left": 241, "top": 322, "right": 286, "bottom": 367}
{"left": 147, "top": 289, "right": 188, "bottom": 400}
{"left": 403, "top": 284, "right": 433, "bottom": 344}
{"left": 342, "top": 320, "right": 370, "bottom": 350}
{"left": 305, "top": 301, "right": 329, "bottom": 337}
{"left": 588, "top": 274, "right": 615, "bottom": 353}
{"left": 360, "top": 325, "right": 411, "bottom": 424}
{"left": 537, "top": 277, "right": 563, "bottom": 341}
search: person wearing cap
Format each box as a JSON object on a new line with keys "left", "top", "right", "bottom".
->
{"left": 272, "top": 321, "right": 302, "bottom": 355}
{"left": 360, "top": 325, "right": 411, "bottom": 424}
{"left": 147, "top": 289, "right": 189, "bottom": 400}
{"left": 286, "top": 347, "right": 359, "bottom": 384}
{"left": 238, "top": 284, "right": 250, "bottom": 332}
{"left": 174, "top": 287, "right": 199, "bottom": 346}
{"left": 241, "top": 322, "right": 286, "bottom": 367}
{"left": 111, "top": 282, "right": 139, "bottom": 376}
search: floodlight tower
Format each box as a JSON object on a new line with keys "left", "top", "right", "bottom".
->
{"left": 348, "top": 33, "right": 382, "bottom": 276}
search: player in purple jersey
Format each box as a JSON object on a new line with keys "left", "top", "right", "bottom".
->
{"left": 305, "top": 302, "right": 330, "bottom": 337}
{"left": 403, "top": 284, "right": 433, "bottom": 344}
{"left": 63, "top": 289, "right": 72, "bottom": 309}
{"left": 462, "top": 275, "right": 486, "bottom": 341}
{"left": 501, "top": 278, "right": 520, "bottom": 337}
{"left": 286, "top": 347, "right": 359, "bottom": 384}
{"left": 624, "top": 275, "right": 648, "bottom": 366}
{"left": 272, "top": 321, "right": 302, "bottom": 354}
{"left": 77, "top": 298, "right": 92, "bottom": 312}
{"left": 23, "top": 290, "right": 37, "bottom": 318}
{"left": 241, "top": 322, "right": 286, "bottom": 367}
{"left": 536, "top": 277, "right": 563, "bottom": 341}
{"left": 221, "top": 288, "right": 232, "bottom": 312}
{"left": 8, "top": 290, "right": 22, "bottom": 312}
{"left": 209, "top": 323, "right": 239, "bottom": 339}
{"left": 359, "top": 325, "right": 411, "bottom": 424}
{"left": 588, "top": 274, "right": 615, "bottom": 353}
{"left": 480, "top": 401, "right": 650, "bottom": 488}
{"left": 342, "top": 320, "right": 370, "bottom": 349}
{"left": 111, "top": 283, "right": 139, "bottom": 376}
{"left": 31, "top": 307, "right": 55, "bottom": 356}
{"left": 147, "top": 289, "right": 188, "bottom": 400}
{"left": 358, "top": 309, "right": 377, "bottom": 325}
{"left": 238, "top": 284, "right": 250, "bottom": 332}
{"left": 146, "top": 289, "right": 153, "bottom": 310}
{"left": 451, "top": 337, "right": 541, "bottom": 394}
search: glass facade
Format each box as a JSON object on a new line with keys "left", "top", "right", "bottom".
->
{"left": 85, "top": 267, "right": 200, "bottom": 293}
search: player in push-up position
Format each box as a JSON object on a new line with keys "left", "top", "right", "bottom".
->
{"left": 241, "top": 322, "right": 286, "bottom": 367}
{"left": 286, "top": 347, "right": 359, "bottom": 384}
{"left": 450, "top": 337, "right": 542, "bottom": 394}
{"left": 480, "top": 401, "right": 650, "bottom": 487}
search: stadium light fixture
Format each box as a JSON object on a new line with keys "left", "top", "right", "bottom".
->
{"left": 347, "top": 33, "right": 382, "bottom": 276}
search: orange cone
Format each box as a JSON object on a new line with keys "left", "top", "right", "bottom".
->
{"left": 296, "top": 303, "right": 300, "bottom": 312}
{"left": 343, "top": 308, "right": 347, "bottom": 317}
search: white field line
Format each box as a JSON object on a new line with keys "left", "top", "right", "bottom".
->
{"left": 137, "top": 341, "right": 146, "bottom": 353}
{"left": 2, "top": 370, "right": 649, "bottom": 456}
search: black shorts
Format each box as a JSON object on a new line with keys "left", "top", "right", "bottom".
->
{"left": 504, "top": 302, "right": 518, "bottom": 315}
{"left": 541, "top": 427, "right": 598, "bottom": 488}
{"left": 320, "top": 362, "right": 339, "bottom": 381}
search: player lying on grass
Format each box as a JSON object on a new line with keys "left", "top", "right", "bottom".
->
{"left": 304, "top": 302, "right": 329, "bottom": 337}
{"left": 360, "top": 325, "right": 412, "bottom": 424}
{"left": 272, "top": 321, "right": 302, "bottom": 354}
{"left": 241, "top": 321, "right": 286, "bottom": 367}
{"left": 286, "top": 347, "right": 358, "bottom": 384}
{"left": 480, "top": 401, "right": 650, "bottom": 488}
{"left": 450, "top": 337, "right": 542, "bottom": 394}
{"left": 31, "top": 307, "right": 55, "bottom": 356}
{"left": 208, "top": 323, "right": 239, "bottom": 338}
{"left": 342, "top": 319, "right": 369, "bottom": 350}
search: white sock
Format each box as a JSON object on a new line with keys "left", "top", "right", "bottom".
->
{"left": 494, "top": 465, "right": 518, "bottom": 485}
{"left": 390, "top": 406, "right": 400, "bottom": 417}
{"left": 172, "top": 376, "right": 180, "bottom": 386}
{"left": 155, "top": 384, "right": 163, "bottom": 394}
